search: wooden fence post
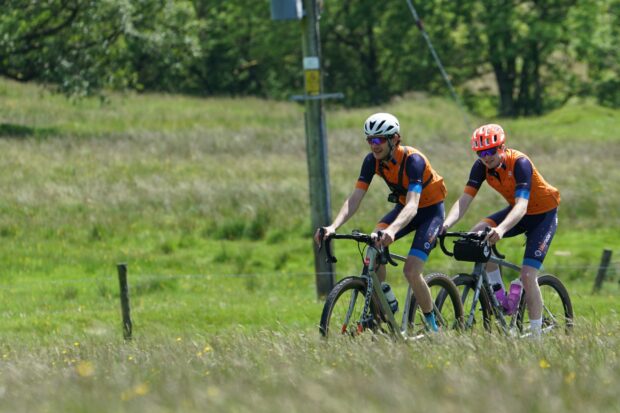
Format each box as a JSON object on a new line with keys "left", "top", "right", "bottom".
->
{"left": 592, "top": 249, "right": 612, "bottom": 294}
{"left": 117, "top": 263, "right": 133, "bottom": 340}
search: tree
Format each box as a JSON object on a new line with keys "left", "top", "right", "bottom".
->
{"left": 456, "top": 0, "right": 580, "bottom": 117}
{"left": 0, "top": 0, "right": 128, "bottom": 95}
{"left": 568, "top": 0, "right": 620, "bottom": 108}
{"left": 1, "top": 0, "right": 617, "bottom": 113}
{"left": 319, "top": 0, "right": 471, "bottom": 106}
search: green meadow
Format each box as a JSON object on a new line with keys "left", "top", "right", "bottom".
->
{"left": 0, "top": 78, "right": 619, "bottom": 412}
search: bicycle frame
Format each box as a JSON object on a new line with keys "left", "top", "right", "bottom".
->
{"left": 439, "top": 230, "right": 572, "bottom": 337}
{"left": 323, "top": 233, "right": 413, "bottom": 338}
{"left": 437, "top": 229, "right": 524, "bottom": 334}
{"left": 359, "top": 246, "right": 402, "bottom": 336}
{"left": 321, "top": 230, "right": 461, "bottom": 339}
{"left": 340, "top": 246, "right": 447, "bottom": 339}
{"left": 383, "top": 252, "right": 428, "bottom": 337}
{"left": 464, "top": 257, "right": 522, "bottom": 334}
{"left": 340, "top": 246, "right": 450, "bottom": 340}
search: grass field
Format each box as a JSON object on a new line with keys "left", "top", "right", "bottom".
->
{"left": 0, "top": 78, "right": 619, "bottom": 412}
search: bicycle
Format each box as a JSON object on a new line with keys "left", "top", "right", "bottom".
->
{"left": 437, "top": 230, "right": 574, "bottom": 337}
{"left": 317, "top": 229, "right": 464, "bottom": 339}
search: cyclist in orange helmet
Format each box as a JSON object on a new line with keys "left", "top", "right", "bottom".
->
{"left": 315, "top": 113, "right": 447, "bottom": 331}
{"left": 442, "top": 124, "right": 560, "bottom": 336}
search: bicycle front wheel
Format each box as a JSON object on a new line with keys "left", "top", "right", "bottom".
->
{"left": 319, "top": 276, "right": 383, "bottom": 338}
{"left": 516, "top": 274, "right": 574, "bottom": 334}
{"left": 408, "top": 273, "right": 464, "bottom": 335}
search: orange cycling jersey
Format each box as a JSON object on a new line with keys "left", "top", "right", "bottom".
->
{"left": 464, "top": 148, "right": 560, "bottom": 214}
{"left": 356, "top": 145, "right": 447, "bottom": 208}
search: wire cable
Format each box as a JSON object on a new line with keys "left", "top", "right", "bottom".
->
{"left": 403, "top": 0, "right": 473, "bottom": 132}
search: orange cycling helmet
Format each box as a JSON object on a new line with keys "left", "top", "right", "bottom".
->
{"left": 471, "top": 124, "right": 505, "bottom": 151}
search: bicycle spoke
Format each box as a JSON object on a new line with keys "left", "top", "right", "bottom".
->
{"left": 407, "top": 273, "right": 464, "bottom": 336}
{"left": 320, "top": 277, "right": 383, "bottom": 338}
{"left": 516, "top": 274, "right": 574, "bottom": 335}
{"left": 342, "top": 289, "right": 359, "bottom": 328}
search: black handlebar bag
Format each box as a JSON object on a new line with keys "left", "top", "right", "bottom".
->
{"left": 453, "top": 239, "right": 491, "bottom": 262}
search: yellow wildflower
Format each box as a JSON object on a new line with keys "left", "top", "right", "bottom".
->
{"left": 564, "top": 372, "right": 576, "bottom": 384}
{"left": 76, "top": 361, "right": 95, "bottom": 378}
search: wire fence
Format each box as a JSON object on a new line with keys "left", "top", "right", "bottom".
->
{"left": 0, "top": 261, "right": 619, "bottom": 289}
{"left": 1, "top": 257, "right": 617, "bottom": 340}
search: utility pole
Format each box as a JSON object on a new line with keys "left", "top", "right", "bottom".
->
{"left": 299, "top": 0, "right": 334, "bottom": 298}
{"left": 271, "top": 0, "right": 337, "bottom": 298}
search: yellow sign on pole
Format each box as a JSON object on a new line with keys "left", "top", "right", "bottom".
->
{"left": 305, "top": 69, "right": 320, "bottom": 95}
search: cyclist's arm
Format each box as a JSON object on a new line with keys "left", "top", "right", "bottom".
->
{"left": 385, "top": 190, "right": 421, "bottom": 236}
{"left": 329, "top": 187, "right": 366, "bottom": 230}
{"left": 314, "top": 187, "right": 366, "bottom": 245}
{"left": 443, "top": 192, "right": 475, "bottom": 230}
{"left": 495, "top": 197, "right": 528, "bottom": 235}
{"left": 315, "top": 156, "right": 374, "bottom": 244}
{"left": 444, "top": 161, "right": 484, "bottom": 230}
{"left": 330, "top": 154, "right": 375, "bottom": 229}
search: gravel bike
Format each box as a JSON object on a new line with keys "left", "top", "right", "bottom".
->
{"left": 317, "top": 229, "right": 464, "bottom": 339}
{"left": 437, "top": 230, "right": 574, "bottom": 336}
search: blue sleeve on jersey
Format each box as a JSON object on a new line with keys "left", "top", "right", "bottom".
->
{"left": 466, "top": 160, "right": 487, "bottom": 189}
{"left": 514, "top": 157, "right": 533, "bottom": 199}
{"left": 515, "top": 189, "right": 530, "bottom": 199}
{"left": 406, "top": 154, "right": 426, "bottom": 193}
{"left": 357, "top": 153, "right": 376, "bottom": 185}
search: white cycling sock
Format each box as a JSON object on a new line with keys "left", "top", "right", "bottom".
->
{"left": 487, "top": 268, "right": 504, "bottom": 289}
{"left": 530, "top": 318, "right": 542, "bottom": 335}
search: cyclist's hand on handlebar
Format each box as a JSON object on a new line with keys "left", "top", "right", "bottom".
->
{"left": 484, "top": 227, "right": 504, "bottom": 245}
{"left": 314, "top": 226, "right": 335, "bottom": 246}
{"left": 376, "top": 228, "right": 396, "bottom": 247}
{"left": 439, "top": 224, "right": 449, "bottom": 236}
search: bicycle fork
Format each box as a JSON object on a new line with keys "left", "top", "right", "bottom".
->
{"left": 465, "top": 267, "right": 486, "bottom": 329}
{"left": 351, "top": 248, "right": 402, "bottom": 337}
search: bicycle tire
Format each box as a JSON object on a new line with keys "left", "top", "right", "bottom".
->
{"left": 516, "top": 274, "right": 574, "bottom": 334}
{"left": 319, "top": 276, "right": 383, "bottom": 338}
{"left": 447, "top": 273, "right": 494, "bottom": 332}
{"left": 407, "top": 273, "right": 464, "bottom": 334}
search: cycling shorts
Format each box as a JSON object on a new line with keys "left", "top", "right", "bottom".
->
{"left": 484, "top": 207, "right": 558, "bottom": 269}
{"left": 377, "top": 201, "right": 445, "bottom": 262}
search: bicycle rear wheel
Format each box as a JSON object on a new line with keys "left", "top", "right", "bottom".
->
{"left": 516, "top": 274, "right": 574, "bottom": 334}
{"left": 449, "top": 273, "right": 493, "bottom": 332}
{"left": 319, "top": 276, "right": 383, "bottom": 338}
{"left": 407, "top": 273, "right": 464, "bottom": 335}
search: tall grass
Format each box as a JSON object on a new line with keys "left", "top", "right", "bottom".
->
{"left": 0, "top": 322, "right": 618, "bottom": 413}
{"left": 0, "top": 78, "right": 619, "bottom": 411}
{"left": 1, "top": 76, "right": 618, "bottom": 316}
{"left": 0, "top": 95, "right": 618, "bottom": 413}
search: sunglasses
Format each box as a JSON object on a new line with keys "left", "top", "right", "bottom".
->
{"left": 477, "top": 147, "right": 499, "bottom": 158}
{"left": 366, "top": 136, "right": 388, "bottom": 145}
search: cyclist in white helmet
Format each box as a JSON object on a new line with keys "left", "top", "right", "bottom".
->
{"left": 315, "top": 112, "right": 447, "bottom": 331}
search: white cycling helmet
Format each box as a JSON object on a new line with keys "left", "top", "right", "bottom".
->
{"left": 363, "top": 113, "right": 400, "bottom": 137}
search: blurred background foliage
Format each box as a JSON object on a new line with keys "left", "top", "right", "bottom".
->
{"left": 1, "top": 0, "right": 618, "bottom": 116}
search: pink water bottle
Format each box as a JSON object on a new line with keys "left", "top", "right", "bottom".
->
{"left": 504, "top": 279, "right": 523, "bottom": 315}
